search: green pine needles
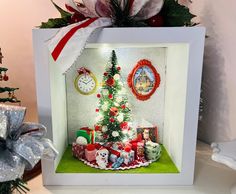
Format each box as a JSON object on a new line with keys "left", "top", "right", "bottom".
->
{"left": 96, "top": 50, "right": 132, "bottom": 143}
{"left": 0, "top": 179, "right": 29, "bottom": 194}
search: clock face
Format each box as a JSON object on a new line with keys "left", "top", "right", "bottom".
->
{"left": 75, "top": 73, "right": 97, "bottom": 95}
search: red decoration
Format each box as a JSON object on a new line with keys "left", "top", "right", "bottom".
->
{"left": 109, "top": 107, "right": 118, "bottom": 116}
{"left": 86, "top": 144, "right": 96, "bottom": 151}
{"left": 121, "top": 104, "right": 126, "bottom": 109}
{"left": 124, "top": 146, "right": 131, "bottom": 152}
{"left": 146, "top": 14, "right": 164, "bottom": 27}
{"left": 127, "top": 59, "right": 161, "bottom": 101}
{"left": 97, "top": 94, "right": 101, "bottom": 98}
{"left": 95, "top": 108, "right": 99, "bottom": 112}
{"left": 69, "top": 13, "right": 86, "bottom": 24}
{"left": 104, "top": 72, "right": 108, "bottom": 76}
{"left": 117, "top": 66, "right": 121, "bottom": 71}
{"left": 109, "top": 118, "right": 115, "bottom": 123}
{"left": 106, "top": 77, "right": 115, "bottom": 87}
{"left": 95, "top": 125, "right": 101, "bottom": 131}
{"left": 108, "top": 94, "right": 113, "bottom": 99}
{"left": 3, "top": 74, "right": 9, "bottom": 81}
{"left": 120, "top": 122, "right": 129, "bottom": 130}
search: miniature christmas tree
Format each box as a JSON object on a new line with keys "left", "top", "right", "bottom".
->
{"left": 0, "top": 48, "right": 20, "bottom": 104}
{"left": 95, "top": 50, "right": 132, "bottom": 143}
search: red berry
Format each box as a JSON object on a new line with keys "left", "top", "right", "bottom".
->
{"left": 146, "top": 14, "right": 164, "bottom": 27}
{"left": 95, "top": 125, "right": 101, "bottom": 131}
{"left": 108, "top": 94, "right": 113, "bottom": 99}
{"left": 106, "top": 78, "right": 115, "bottom": 87}
{"left": 95, "top": 108, "right": 99, "bottom": 112}
{"left": 97, "top": 94, "right": 101, "bottom": 98}
{"left": 121, "top": 104, "right": 126, "bottom": 109}
{"left": 110, "top": 118, "right": 115, "bottom": 123}
{"left": 117, "top": 66, "right": 121, "bottom": 71}
{"left": 3, "top": 75, "right": 8, "bottom": 81}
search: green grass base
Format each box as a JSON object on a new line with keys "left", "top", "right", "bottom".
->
{"left": 56, "top": 145, "right": 179, "bottom": 174}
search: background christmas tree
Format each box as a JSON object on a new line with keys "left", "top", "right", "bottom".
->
{"left": 95, "top": 50, "right": 132, "bottom": 143}
{"left": 0, "top": 48, "right": 20, "bottom": 104}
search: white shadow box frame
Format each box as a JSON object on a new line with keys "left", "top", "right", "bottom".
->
{"left": 32, "top": 27, "right": 205, "bottom": 186}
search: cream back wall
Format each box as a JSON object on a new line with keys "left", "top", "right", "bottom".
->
{"left": 0, "top": 0, "right": 235, "bottom": 143}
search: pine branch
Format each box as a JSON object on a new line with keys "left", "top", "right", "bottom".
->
{"left": 0, "top": 178, "right": 29, "bottom": 194}
{"left": 0, "top": 87, "right": 19, "bottom": 93}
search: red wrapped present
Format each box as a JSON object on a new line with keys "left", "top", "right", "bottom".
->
{"left": 72, "top": 142, "right": 86, "bottom": 159}
{"left": 85, "top": 144, "right": 97, "bottom": 162}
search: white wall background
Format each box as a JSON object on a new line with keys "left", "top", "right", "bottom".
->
{"left": 0, "top": 0, "right": 235, "bottom": 143}
{"left": 66, "top": 47, "right": 166, "bottom": 143}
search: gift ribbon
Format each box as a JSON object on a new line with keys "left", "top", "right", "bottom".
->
{"left": 80, "top": 127, "right": 95, "bottom": 144}
{"left": 0, "top": 104, "right": 58, "bottom": 182}
{"left": 48, "top": 17, "right": 112, "bottom": 74}
{"left": 77, "top": 67, "right": 90, "bottom": 77}
{"left": 51, "top": 17, "right": 98, "bottom": 61}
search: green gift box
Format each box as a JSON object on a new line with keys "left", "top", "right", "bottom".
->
{"left": 76, "top": 127, "right": 95, "bottom": 144}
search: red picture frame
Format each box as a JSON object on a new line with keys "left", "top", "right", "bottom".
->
{"left": 127, "top": 59, "right": 161, "bottom": 101}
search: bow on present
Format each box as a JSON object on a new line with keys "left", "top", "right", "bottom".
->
{"left": 48, "top": 0, "right": 164, "bottom": 74}
{"left": 0, "top": 104, "right": 58, "bottom": 182}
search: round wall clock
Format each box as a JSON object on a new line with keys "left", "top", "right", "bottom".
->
{"left": 74, "top": 67, "right": 97, "bottom": 95}
{"left": 127, "top": 59, "right": 161, "bottom": 101}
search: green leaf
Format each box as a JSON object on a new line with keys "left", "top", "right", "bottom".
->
{"left": 51, "top": 0, "right": 71, "bottom": 18}
{"left": 39, "top": 1, "right": 71, "bottom": 28}
{"left": 162, "top": 0, "right": 196, "bottom": 26}
{"left": 40, "top": 17, "right": 70, "bottom": 28}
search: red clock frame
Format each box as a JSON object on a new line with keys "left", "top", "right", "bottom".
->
{"left": 127, "top": 59, "right": 161, "bottom": 101}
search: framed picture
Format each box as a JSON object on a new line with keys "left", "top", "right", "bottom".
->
{"left": 127, "top": 59, "right": 161, "bottom": 101}
{"left": 137, "top": 126, "right": 159, "bottom": 143}
{"left": 33, "top": 27, "right": 205, "bottom": 186}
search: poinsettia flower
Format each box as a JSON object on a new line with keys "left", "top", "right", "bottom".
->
{"left": 65, "top": 0, "right": 163, "bottom": 20}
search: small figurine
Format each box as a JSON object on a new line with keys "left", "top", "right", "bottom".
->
{"left": 143, "top": 128, "right": 151, "bottom": 141}
{"left": 96, "top": 148, "right": 109, "bottom": 169}
{"left": 112, "top": 157, "right": 124, "bottom": 169}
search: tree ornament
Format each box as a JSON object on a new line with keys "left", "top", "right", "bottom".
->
{"left": 101, "top": 103, "right": 108, "bottom": 111}
{"left": 121, "top": 104, "right": 126, "bottom": 109}
{"left": 120, "top": 122, "right": 129, "bottom": 130}
{"left": 110, "top": 107, "right": 119, "bottom": 116}
{"left": 112, "top": 131, "right": 119, "bottom": 137}
{"left": 146, "top": 14, "right": 164, "bottom": 27}
{"left": 3, "top": 73, "right": 8, "bottom": 81}
{"left": 102, "top": 126, "right": 108, "bottom": 132}
{"left": 110, "top": 118, "right": 115, "bottom": 123}
{"left": 114, "top": 102, "right": 119, "bottom": 107}
{"left": 108, "top": 94, "right": 113, "bottom": 99}
{"left": 114, "top": 74, "right": 120, "bottom": 81}
{"left": 117, "top": 66, "right": 121, "bottom": 71}
{"left": 104, "top": 72, "right": 108, "bottom": 76}
{"left": 117, "top": 113, "right": 124, "bottom": 123}
{"left": 106, "top": 77, "right": 115, "bottom": 87}
{"left": 116, "top": 96, "right": 123, "bottom": 103}
{"left": 102, "top": 89, "right": 109, "bottom": 96}
{"left": 97, "top": 93, "right": 101, "bottom": 98}
{"left": 95, "top": 108, "right": 99, "bottom": 112}
{"left": 95, "top": 125, "right": 101, "bottom": 131}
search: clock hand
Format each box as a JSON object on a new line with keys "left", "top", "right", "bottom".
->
{"left": 86, "top": 79, "right": 92, "bottom": 84}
